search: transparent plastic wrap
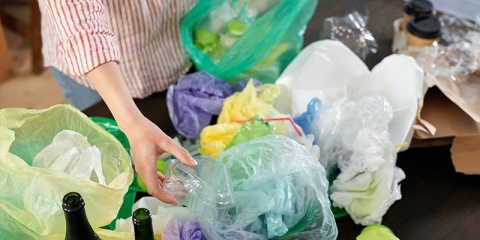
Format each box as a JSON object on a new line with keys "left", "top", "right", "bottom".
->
{"left": 405, "top": 35, "right": 480, "bottom": 122}
{"left": 311, "top": 96, "right": 405, "bottom": 226}
{"left": 404, "top": 31, "right": 480, "bottom": 84}
{"left": 320, "top": 11, "right": 377, "bottom": 61}
{"left": 199, "top": 135, "right": 337, "bottom": 240}
{"left": 396, "top": 14, "right": 480, "bottom": 122}
{"left": 163, "top": 156, "right": 235, "bottom": 223}
{"left": 439, "top": 14, "right": 480, "bottom": 45}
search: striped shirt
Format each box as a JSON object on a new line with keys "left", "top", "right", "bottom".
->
{"left": 39, "top": 0, "right": 196, "bottom": 98}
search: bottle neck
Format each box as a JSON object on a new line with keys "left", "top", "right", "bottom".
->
{"left": 64, "top": 207, "right": 100, "bottom": 240}
{"left": 134, "top": 221, "right": 155, "bottom": 240}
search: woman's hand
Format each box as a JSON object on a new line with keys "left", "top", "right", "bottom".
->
{"left": 122, "top": 116, "right": 197, "bottom": 204}
{"left": 86, "top": 61, "right": 197, "bottom": 204}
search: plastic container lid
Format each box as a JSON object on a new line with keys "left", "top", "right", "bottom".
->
{"left": 163, "top": 156, "right": 235, "bottom": 222}
{"left": 406, "top": 14, "right": 442, "bottom": 39}
{"left": 403, "top": 0, "right": 434, "bottom": 16}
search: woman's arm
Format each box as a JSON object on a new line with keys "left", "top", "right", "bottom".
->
{"left": 87, "top": 62, "right": 197, "bottom": 204}
{"left": 42, "top": 0, "right": 197, "bottom": 203}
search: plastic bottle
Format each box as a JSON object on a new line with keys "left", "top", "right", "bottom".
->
{"left": 132, "top": 208, "right": 156, "bottom": 240}
{"left": 62, "top": 192, "right": 100, "bottom": 240}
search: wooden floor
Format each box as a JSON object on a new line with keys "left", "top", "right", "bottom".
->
{"left": 0, "top": 27, "right": 67, "bottom": 110}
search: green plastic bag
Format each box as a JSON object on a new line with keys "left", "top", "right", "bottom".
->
{"left": 0, "top": 105, "right": 133, "bottom": 239}
{"left": 224, "top": 115, "right": 276, "bottom": 150}
{"left": 182, "top": 0, "right": 318, "bottom": 83}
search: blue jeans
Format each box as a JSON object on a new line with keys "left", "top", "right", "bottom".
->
{"left": 50, "top": 67, "right": 102, "bottom": 111}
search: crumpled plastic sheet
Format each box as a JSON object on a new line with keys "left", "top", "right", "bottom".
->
{"left": 320, "top": 11, "right": 378, "bottom": 61}
{"left": 167, "top": 71, "right": 262, "bottom": 139}
{"left": 404, "top": 30, "right": 480, "bottom": 84}
{"left": 198, "top": 135, "right": 338, "bottom": 240}
{"left": 311, "top": 95, "right": 405, "bottom": 226}
{"left": 439, "top": 14, "right": 480, "bottom": 45}
{"left": 32, "top": 130, "right": 106, "bottom": 185}
{"left": 162, "top": 218, "right": 207, "bottom": 240}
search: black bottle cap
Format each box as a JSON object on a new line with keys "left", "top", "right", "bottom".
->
{"left": 132, "top": 208, "right": 152, "bottom": 226}
{"left": 407, "top": 14, "right": 442, "bottom": 39}
{"left": 403, "top": 0, "right": 434, "bottom": 16}
{"left": 62, "top": 192, "right": 85, "bottom": 213}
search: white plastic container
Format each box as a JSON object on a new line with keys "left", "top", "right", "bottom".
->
{"left": 274, "top": 40, "right": 424, "bottom": 151}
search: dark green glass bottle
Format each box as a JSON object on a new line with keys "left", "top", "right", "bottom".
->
{"left": 132, "top": 208, "right": 155, "bottom": 240}
{"left": 62, "top": 192, "right": 100, "bottom": 240}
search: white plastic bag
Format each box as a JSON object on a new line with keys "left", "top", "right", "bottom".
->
{"left": 32, "top": 130, "right": 106, "bottom": 185}
{"left": 311, "top": 95, "right": 405, "bottom": 226}
{"left": 275, "top": 40, "right": 424, "bottom": 151}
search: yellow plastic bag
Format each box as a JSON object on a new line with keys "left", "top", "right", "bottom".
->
{"left": 0, "top": 105, "right": 133, "bottom": 239}
{"left": 217, "top": 80, "right": 282, "bottom": 124}
{"left": 198, "top": 122, "right": 242, "bottom": 158}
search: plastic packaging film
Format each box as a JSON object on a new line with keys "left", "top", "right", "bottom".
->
{"left": 311, "top": 96, "right": 405, "bottom": 226}
{"left": 198, "top": 135, "right": 338, "bottom": 240}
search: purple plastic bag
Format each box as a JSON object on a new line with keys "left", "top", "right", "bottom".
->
{"left": 182, "top": 219, "right": 207, "bottom": 240}
{"left": 167, "top": 72, "right": 232, "bottom": 139}
{"left": 162, "top": 218, "right": 183, "bottom": 240}
{"left": 162, "top": 218, "right": 207, "bottom": 240}
{"left": 167, "top": 72, "right": 262, "bottom": 139}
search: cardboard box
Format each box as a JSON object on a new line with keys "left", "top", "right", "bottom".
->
{"left": 411, "top": 87, "right": 480, "bottom": 174}
{"left": 392, "top": 18, "right": 480, "bottom": 174}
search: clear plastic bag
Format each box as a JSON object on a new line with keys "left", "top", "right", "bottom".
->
{"left": 199, "top": 135, "right": 338, "bottom": 240}
{"left": 0, "top": 105, "right": 133, "bottom": 239}
{"left": 320, "top": 12, "right": 377, "bottom": 61}
{"left": 405, "top": 31, "right": 480, "bottom": 84}
{"left": 311, "top": 96, "right": 405, "bottom": 226}
{"left": 439, "top": 14, "right": 480, "bottom": 45}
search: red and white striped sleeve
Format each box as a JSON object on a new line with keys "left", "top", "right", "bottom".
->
{"left": 43, "top": 0, "right": 122, "bottom": 76}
